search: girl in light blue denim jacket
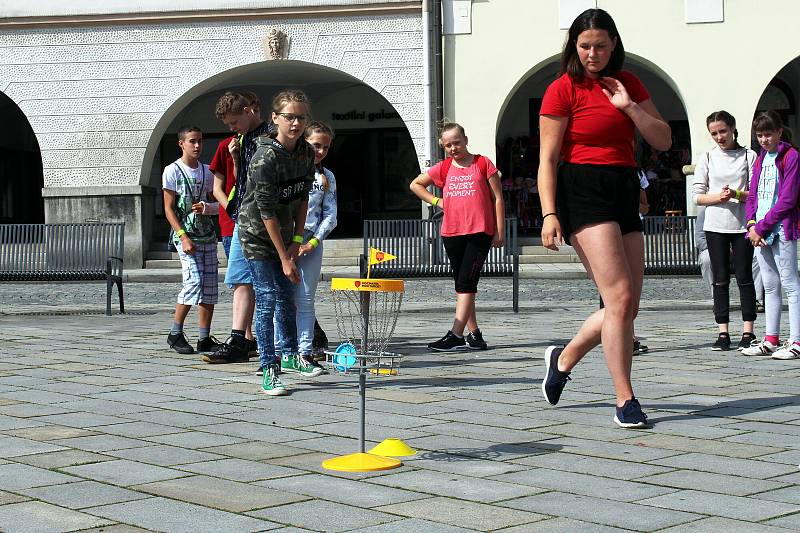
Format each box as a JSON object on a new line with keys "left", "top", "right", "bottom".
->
{"left": 294, "top": 121, "right": 338, "bottom": 361}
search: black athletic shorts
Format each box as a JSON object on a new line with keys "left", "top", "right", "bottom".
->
{"left": 556, "top": 162, "right": 642, "bottom": 244}
{"left": 442, "top": 232, "right": 492, "bottom": 294}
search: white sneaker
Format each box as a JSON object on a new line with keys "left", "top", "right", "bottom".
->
{"left": 772, "top": 342, "right": 800, "bottom": 360}
{"left": 741, "top": 339, "right": 778, "bottom": 356}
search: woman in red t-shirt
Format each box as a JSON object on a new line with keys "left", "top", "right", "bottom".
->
{"left": 538, "top": 9, "right": 671, "bottom": 428}
{"left": 410, "top": 123, "right": 505, "bottom": 351}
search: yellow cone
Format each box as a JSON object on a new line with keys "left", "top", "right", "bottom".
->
{"left": 322, "top": 452, "right": 402, "bottom": 472}
{"left": 368, "top": 438, "right": 416, "bottom": 457}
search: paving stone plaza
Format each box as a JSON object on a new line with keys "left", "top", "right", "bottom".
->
{"left": 0, "top": 276, "right": 799, "bottom": 532}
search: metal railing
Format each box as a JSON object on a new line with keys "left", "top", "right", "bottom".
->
{"left": 643, "top": 215, "right": 700, "bottom": 275}
{"left": 0, "top": 223, "right": 125, "bottom": 314}
{"left": 362, "top": 217, "right": 520, "bottom": 312}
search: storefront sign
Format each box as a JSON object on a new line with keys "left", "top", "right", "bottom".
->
{"left": 331, "top": 109, "right": 401, "bottom": 122}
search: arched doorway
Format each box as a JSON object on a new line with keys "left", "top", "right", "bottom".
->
{"left": 495, "top": 57, "right": 691, "bottom": 234}
{"left": 754, "top": 58, "right": 800, "bottom": 145}
{"left": 0, "top": 92, "right": 43, "bottom": 224}
{"left": 142, "top": 60, "right": 420, "bottom": 251}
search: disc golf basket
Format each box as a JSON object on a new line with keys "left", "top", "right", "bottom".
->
{"left": 322, "top": 277, "right": 408, "bottom": 472}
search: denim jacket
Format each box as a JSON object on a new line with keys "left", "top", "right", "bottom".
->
{"left": 304, "top": 167, "right": 338, "bottom": 241}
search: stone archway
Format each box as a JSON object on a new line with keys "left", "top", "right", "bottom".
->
{"left": 754, "top": 57, "right": 800, "bottom": 146}
{"left": 141, "top": 60, "right": 421, "bottom": 251}
{"left": 0, "top": 91, "right": 43, "bottom": 224}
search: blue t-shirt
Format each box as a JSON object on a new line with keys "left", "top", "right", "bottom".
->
{"left": 756, "top": 151, "right": 781, "bottom": 242}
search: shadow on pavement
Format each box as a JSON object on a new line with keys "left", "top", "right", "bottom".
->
{"left": 416, "top": 441, "right": 562, "bottom": 461}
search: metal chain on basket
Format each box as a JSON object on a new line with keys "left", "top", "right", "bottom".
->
{"left": 331, "top": 289, "right": 403, "bottom": 358}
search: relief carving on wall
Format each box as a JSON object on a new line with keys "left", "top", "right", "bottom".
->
{"left": 263, "top": 29, "right": 289, "bottom": 60}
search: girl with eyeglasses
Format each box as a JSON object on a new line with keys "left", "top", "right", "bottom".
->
{"left": 236, "top": 89, "right": 317, "bottom": 395}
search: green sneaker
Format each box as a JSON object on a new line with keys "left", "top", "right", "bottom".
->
{"left": 281, "top": 354, "right": 324, "bottom": 377}
{"left": 261, "top": 365, "right": 287, "bottom": 396}
{"left": 280, "top": 354, "right": 295, "bottom": 373}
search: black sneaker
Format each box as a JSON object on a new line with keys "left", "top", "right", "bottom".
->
{"left": 756, "top": 300, "right": 765, "bottom": 313}
{"left": 466, "top": 329, "right": 489, "bottom": 350}
{"left": 428, "top": 331, "right": 467, "bottom": 351}
{"left": 613, "top": 397, "right": 649, "bottom": 428}
{"left": 167, "top": 332, "right": 194, "bottom": 354}
{"left": 711, "top": 333, "right": 731, "bottom": 351}
{"left": 196, "top": 335, "right": 225, "bottom": 353}
{"left": 202, "top": 339, "right": 248, "bottom": 364}
{"left": 738, "top": 332, "right": 757, "bottom": 351}
{"left": 256, "top": 366, "right": 264, "bottom": 377}
{"left": 245, "top": 338, "right": 258, "bottom": 359}
{"left": 542, "top": 345, "right": 571, "bottom": 406}
{"left": 632, "top": 340, "right": 649, "bottom": 356}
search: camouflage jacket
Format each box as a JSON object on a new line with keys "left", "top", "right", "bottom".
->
{"left": 237, "top": 135, "right": 314, "bottom": 261}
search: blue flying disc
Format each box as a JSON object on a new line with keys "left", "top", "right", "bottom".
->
{"left": 333, "top": 342, "right": 357, "bottom": 371}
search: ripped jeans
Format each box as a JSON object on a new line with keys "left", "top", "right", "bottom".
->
{"left": 755, "top": 235, "right": 800, "bottom": 342}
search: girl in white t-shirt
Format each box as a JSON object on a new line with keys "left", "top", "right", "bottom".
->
{"left": 692, "top": 110, "right": 757, "bottom": 352}
{"left": 410, "top": 123, "right": 505, "bottom": 352}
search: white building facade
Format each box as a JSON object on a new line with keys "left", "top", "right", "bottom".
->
{"left": 444, "top": 0, "right": 800, "bottom": 230}
{"left": 0, "top": 0, "right": 428, "bottom": 266}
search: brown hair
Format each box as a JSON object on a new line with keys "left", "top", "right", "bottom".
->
{"left": 305, "top": 120, "right": 334, "bottom": 140}
{"left": 305, "top": 121, "right": 334, "bottom": 190}
{"left": 214, "top": 92, "right": 251, "bottom": 120}
{"left": 753, "top": 111, "right": 797, "bottom": 149}
{"left": 177, "top": 125, "right": 201, "bottom": 141}
{"left": 241, "top": 91, "right": 261, "bottom": 112}
{"left": 706, "top": 110, "right": 740, "bottom": 146}
{"left": 271, "top": 89, "right": 311, "bottom": 114}
{"left": 561, "top": 8, "right": 624, "bottom": 80}
{"left": 438, "top": 122, "right": 466, "bottom": 139}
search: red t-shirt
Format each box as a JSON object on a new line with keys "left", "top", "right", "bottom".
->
{"left": 209, "top": 136, "right": 237, "bottom": 237}
{"left": 540, "top": 71, "right": 650, "bottom": 167}
{"left": 428, "top": 155, "right": 499, "bottom": 237}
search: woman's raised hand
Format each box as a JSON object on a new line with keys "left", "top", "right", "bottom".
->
{"left": 599, "top": 77, "right": 632, "bottom": 111}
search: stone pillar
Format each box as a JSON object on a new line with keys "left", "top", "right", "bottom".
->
{"left": 41, "top": 185, "right": 156, "bottom": 269}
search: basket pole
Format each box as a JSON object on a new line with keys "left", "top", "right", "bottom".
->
{"left": 358, "top": 290, "right": 371, "bottom": 453}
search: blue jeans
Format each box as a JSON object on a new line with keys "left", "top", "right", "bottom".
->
{"left": 273, "top": 238, "right": 324, "bottom": 356}
{"left": 295, "top": 239, "right": 324, "bottom": 355}
{"left": 221, "top": 236, "right": 232, "bottom": 258}
{"left": 248, "top": 258, "right": 297, "bottom": 368}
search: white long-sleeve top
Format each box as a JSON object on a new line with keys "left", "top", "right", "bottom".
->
{"left": 692, "top": 146, "right": 756, "bottom": 233}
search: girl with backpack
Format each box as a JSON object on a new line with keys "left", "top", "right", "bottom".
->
{"left": 410, "top": 123, "right": 505, "bottom": 351}
{"left": 742, "top": 111, "right": 800, "bottom": 359}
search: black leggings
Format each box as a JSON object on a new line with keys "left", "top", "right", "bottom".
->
{"left": 442, "top": 233, "right": 492, "bottom": 294}
{"left": 705, "top": 231, "right": 757, "bottom": 324}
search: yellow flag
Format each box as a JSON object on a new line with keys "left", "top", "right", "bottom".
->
{"left": 368, "top": 247, "right": 397, "bottom": 265}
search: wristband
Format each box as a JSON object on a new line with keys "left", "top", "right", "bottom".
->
{"left": 431, "top": 197, "right": 440, "bottom": 207}
{"left": 542, "top": 212, "right": 557, "bottom": 220}
{"left": 733, "top": 189, "right": 740, "bottom": 200}
{"left": 292, "top": 235, "right": 304, "bottom": 244}
{"left": 175, "top": 229, "right": 186, "bottom": 238}
{"left": 309, "top": 237, "right": 320, "bottom": 248}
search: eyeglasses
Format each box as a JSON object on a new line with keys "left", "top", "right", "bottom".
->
{"left": 277, "top": 113, "right": 309, "bottom": 123}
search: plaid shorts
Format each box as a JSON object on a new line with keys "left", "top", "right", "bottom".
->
{"left": 177, "top": 242, "right": 219, "bottom": 305}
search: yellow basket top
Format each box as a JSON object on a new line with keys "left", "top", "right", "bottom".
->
{"left": 330, "top": 278, "right": 404, "bottom": 292}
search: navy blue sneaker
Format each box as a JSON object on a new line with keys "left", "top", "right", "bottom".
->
{"left": 614, "top": 397, "right": 649, "bottom": 428}
{"left": 542, "top": 346, "right": 571, "bottom": 405}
